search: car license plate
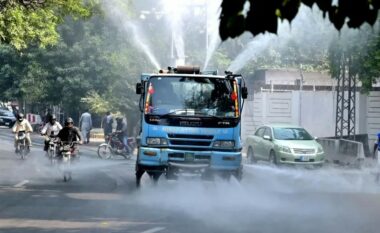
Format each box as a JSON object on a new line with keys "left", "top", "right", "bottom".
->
{"left": 184, "top": 153, "right": 194, "bottom": 161}
{"left": 300, "top": 156, "right": 309, "bottom": 162}
{"left": 5, "top": 122, "right": 9, "bottom": 126}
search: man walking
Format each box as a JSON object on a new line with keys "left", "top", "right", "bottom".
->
{"left": 79, "top": 109, "right": 92, "bottom": 144}
{"left": 101, "top": 111, "right": 113, "bottom": 140}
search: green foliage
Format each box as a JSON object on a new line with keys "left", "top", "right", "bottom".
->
{"left": 0, "top": 0, "right": 99, "bottom": 49}
{"left": 219, "top": 0, "right": 379, "bottom": 40}
{"left": 0, "top": 11, "right": 150, "bottom": 120}
{"left": 328, "top": 24, "right": 380, "bottom": 92}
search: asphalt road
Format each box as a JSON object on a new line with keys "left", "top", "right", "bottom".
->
{"left": 1, "top": 127, "right": 380, "bottom": 233}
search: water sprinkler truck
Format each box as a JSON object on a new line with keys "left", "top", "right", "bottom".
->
{"left": 135, "top": 65, "right": 248, "bottom": 186}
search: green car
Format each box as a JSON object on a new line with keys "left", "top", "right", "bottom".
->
{"left": 245, "top": 124, "right": 325, "bottom": 166}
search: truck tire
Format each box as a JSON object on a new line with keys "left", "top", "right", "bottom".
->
{"left": 147, "top": 172, "right": 161, "bottom": 183}
{"left": 135, "top": 164, "right": 144, "bottom": 188}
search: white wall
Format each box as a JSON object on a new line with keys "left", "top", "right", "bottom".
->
{"left": 367, "top": 92, "right": 380, "bottom": 147}
{"left": 242, "top": 90, "right": 368, "bottom": 141}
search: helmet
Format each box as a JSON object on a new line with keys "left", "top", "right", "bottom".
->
{"left": 65, "top": 117, "right": 74, "bottom": 126}
{"left": 49, "top": 114, "right": 57, "bottom": 124}
{"left": 17, "top": 113, "right": 24, "bottom": 122}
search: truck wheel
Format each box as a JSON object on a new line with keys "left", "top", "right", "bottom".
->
{"left": 135, "top": 164, "right": 144, "bottom": 188}
{"left": 147, "top": 172, "right": 161, "bottom": 183}
{"left": 152, "top": 173, "right": 161, "bottom": 183}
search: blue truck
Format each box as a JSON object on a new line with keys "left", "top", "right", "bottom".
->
{"left": 135, "top": 66, "right": 248, "bottom": 186}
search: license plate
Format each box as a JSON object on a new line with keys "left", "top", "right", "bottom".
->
{"left": 184, "top": 153, "right": 194, "bottom": 161}
{"left": 5, "top": 122, "right": 9, "bottom": 125}
{"left": 300, "top": 156, "right": 309, "bottom": 162}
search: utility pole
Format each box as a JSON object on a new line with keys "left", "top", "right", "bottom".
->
{"left": 335, "top": 53, "right": 356, "bottom": 139}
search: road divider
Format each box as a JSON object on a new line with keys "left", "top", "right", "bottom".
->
{"left": 318, "top": 138, "right": 365, "bottom": 168}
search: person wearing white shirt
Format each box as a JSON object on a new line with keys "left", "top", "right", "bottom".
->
{"left": 79, "top": 109, "right": 93, "bottom": 144}
{"left": 41, "top": 114, "right": 62, "bottom": 151}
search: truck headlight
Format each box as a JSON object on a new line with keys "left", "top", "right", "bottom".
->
{"left": 147, "top": 137, "right": 168, "bottom": 146}
{"left": 280, "top": 146, "right": 292, "bottom": 154}
{"left": 213, "top": 140, "right": 235, "bottom": 148}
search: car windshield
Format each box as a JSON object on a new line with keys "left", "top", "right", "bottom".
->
{"left": 145, "top": 76, "right": 237, "bottom": 118}
{"left": 273, "top": 127, "right": 314, "bottom": 140}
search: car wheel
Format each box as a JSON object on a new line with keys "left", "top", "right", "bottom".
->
{"left": 269, "top": 150, "right": 277, "bottom": 165}
{"left": 247, "top": 147, "right": 256, "bottom": 164}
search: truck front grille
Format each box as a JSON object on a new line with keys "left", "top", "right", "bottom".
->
{"left": 168, "top": 134, "right": 214, "bottom": 147}
{"left": 170, "top": 140, "right": 211, "bottom": 146}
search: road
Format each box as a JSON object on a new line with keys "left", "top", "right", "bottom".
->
{"left": 1, "top": 127, "right": 380, "bottom": 233}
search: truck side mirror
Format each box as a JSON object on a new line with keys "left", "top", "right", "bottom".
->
{"left": 242, "top": 87, "right": 248, "bottom": 99}
{"left": 136, "top": 83, "right": 142, "bottom": 94}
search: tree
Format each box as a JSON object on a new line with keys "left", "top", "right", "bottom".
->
{"left": 0, "top": 0, "right": 99, "bottom": 49}
{"left": 329, "top": 24, "right": 380, "bottom": 92}
{"left": 219, "top": 0, "right": 379, "bottom": 40}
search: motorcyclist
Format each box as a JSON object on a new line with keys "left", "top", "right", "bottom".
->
{"left": 115, "top": 117, "right": 129, "bottom": 153}
{"left": 40, "top": 114, "right": 62, "bottom": 152}
{"left": 12, "top": 113, "right": 33, "bottom": 153}
{"left": 57, "top": 117, "right": 83, "bottom": 156}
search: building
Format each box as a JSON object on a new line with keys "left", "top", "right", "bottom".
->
{"left": 242, "top": 69, "right": 379, "bottom": 153}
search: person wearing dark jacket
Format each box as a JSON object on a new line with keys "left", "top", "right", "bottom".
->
{"left": 57, "top": 117, "right": 83, "bottom": 145}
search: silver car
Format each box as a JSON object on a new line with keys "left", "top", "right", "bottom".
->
{"left": 245, "top": 124, "right": 325, "bottom": 166}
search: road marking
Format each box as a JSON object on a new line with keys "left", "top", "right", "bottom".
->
{"left": 140, "top": 227, "right": 166, "bottom": 233}
{"left": 13, "top": 180, "right": 29, "bottom": 188}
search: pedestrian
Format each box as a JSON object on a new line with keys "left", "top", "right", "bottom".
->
{"left": 79, "top": 109, "right": 92, "bottom": 144}
{"left": 101, "top": 111, "right": 113, "bottom": 140}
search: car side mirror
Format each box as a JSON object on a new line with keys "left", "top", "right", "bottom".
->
{"left": 242, "top": 87, "right": 248, "bottom": 99}
{"left": 136, "top": 83, "right": 142, "bottom": 94}
{"left": 263, "top": 135, "right": 271, "bottom": 141}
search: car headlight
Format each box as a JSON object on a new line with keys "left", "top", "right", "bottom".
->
{"left": 146, "top": 137, "right": 168, "bottom": 146}
{"left": 213, "top": 140, "right": 235, "bottom": 148}
{"left": 280, "top": 146, "right": 292, "bottom": 153}
{"left": 317, "top": 147, "right": 324, "bottom": 153}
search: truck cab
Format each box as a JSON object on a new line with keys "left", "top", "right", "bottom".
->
{"left": 135, "top": 66, "right": 248, "bottom": 186}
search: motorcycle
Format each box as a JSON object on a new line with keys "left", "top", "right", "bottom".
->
{"left": 16, "top": 130, "right": 29, "bottom": 159}
{"left": 47, "top": 135, "right": 59, "bottom": 165}
{"left": 58, "top": 141, "right": 79, "bottom": 182}
{"left": 97, "top": 132, "right": 134, "bottom": 159}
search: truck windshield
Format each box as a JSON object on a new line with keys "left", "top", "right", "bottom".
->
{"left": 145, "top": 76, "right": 237, "bottom": 118}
